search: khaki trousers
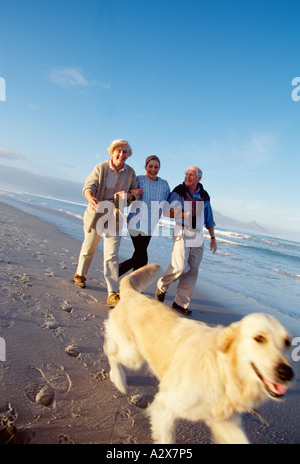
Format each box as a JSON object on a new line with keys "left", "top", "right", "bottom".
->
{"left": 76, "top": 210, "right": 121, "bottom": 294}
{"left": 157, "top": 234, "right": 204, "bottom": 309}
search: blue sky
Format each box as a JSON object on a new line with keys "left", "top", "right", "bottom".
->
{"left": 0, "top": 0, "right": 300, "bottom": 240}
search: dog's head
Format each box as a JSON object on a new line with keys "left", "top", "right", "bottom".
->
{"left": 218, "top": 313, "right": 294, "bottom": 400}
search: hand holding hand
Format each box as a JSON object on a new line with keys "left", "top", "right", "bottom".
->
{"left": 130, "top": 188, "right": 143, "bottom": 196}
{"left": 115, "top": 191, "right": 128, "bottom": 201}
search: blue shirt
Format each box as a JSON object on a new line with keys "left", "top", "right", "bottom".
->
{"left": 167, "top": 185, "right": 215, "bottom": 229}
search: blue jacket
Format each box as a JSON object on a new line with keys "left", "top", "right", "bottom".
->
{"left": 168, "top": 182, "right": 215, "bottom": 229}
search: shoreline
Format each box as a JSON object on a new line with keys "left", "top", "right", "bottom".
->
{"left": 1, "top": 190, "right": 299, "bottom": 331}
{"left": 0, "top": 201, "right": 299, "bottom": 444}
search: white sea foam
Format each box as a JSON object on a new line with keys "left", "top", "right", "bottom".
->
{"left": 57, "top": 209, "right": 84, "bottom": 220}
{"left": 271, "top": 268, "right": 300, "bottom": 280}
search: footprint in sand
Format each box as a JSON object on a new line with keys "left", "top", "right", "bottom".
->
{"left": 0, "top": 403, "right": 17, "bottom": 444}
{"left": 34, "top": 385, "right": 55, "bottom": 407}
{"left": 65, "top": 345, "right": 81, "bottom": 358}
{"left": 92, "top": 369, "right": 109, "bottom": 381}
{"left": 128, "top": 394, "right": 149, "bottom": 409}
{"left": 75, "top": 291, "right": 98, "bottom": 305}
{"left": 34, "top": 251, "right": 44, "bottom": 264}
{"left": 61, "top": 301, "right": 73, "bottom": 313}
{"left": 42, "top": 314, "right": 60, "bottom": 331}
{"left": 0, "top": 403, "right": 34, "bottom": 444}
{"left": 25, "top": 363, "right": 72, "bottom": 408}
{"left": 0, "top": 320, "right": 14, "bottom": 329}
{"left": 44, "top": 269, "right": 55, "bottom": 277}
{"left": 109, "top": 409, "right": 138, "bottom": 444}
{"left": 57, "top": 434, "right": 75, "bottom": 444}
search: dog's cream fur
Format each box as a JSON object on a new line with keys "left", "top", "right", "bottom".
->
{"left": 104, "top": 264, "right": 293, "bottom": 444}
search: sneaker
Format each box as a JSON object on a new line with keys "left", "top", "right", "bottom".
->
{"left": 172, "top": 301, "right": 192, "bottom": 316}
{"left": 107, "top": 292, "right": 120, "bottom": 307}
{"left": 155, "top": 288, "right": 166, "bottom": 302}
{"left": 74, "top": 274, "right": 86, "bottom": 288}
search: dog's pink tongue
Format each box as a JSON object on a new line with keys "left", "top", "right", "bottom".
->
{"left": 264, "top": 378, "right": 287, "bottom": 395}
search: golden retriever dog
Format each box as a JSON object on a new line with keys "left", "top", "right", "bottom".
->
{"left": 104, "top": 264, "right": 294, "bottom": 444}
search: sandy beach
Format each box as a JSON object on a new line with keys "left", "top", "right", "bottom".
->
{"left": 0, "top": 200, "right": 299, "bottom": 445}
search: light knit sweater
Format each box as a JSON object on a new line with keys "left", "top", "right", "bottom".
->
{"left": 82, "top": 159, "right": 138, "bottom": 232}
{"left": 127, "top": 175, "right": 170, "bottom": 236}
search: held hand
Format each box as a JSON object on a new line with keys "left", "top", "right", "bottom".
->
{"left": 183, "top": 209, "right": 191, "bottom": 221}
{"left": 115, "top": 191, "right": 128, "bottom": 201}
{"left": 130, "top": 188, "right": 143, "bottom": 196}
{"left": 172, "top": 207, "right": 183, "bottom": 219}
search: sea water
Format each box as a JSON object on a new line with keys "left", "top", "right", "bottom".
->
{"left": 1, "top": 188, "right": 299, "bottom": 322}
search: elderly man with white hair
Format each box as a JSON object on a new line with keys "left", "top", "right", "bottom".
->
{"left": 155, "top": 166, "right": 217, "bottom": 316}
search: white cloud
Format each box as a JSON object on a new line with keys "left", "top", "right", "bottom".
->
{"left": 48, "top": 67, "right": 88, "bottom": 87}
{"left": 48, "top": 67, "right": 111, "bottom": 90}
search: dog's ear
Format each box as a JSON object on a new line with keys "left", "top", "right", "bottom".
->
{"left": 217, "top": 323, "right": 239, "bottom": 353}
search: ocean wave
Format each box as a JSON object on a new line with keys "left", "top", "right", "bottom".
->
{"left": 0, "top": 188, "right": 87, "bottom": 208}
{"left": 216, "top": 228, "right": 300, "bottom": 249}
{"left": 215, "top": 229, "right": 252, "bottom": 240}
{"left": 216, "top": 251, "right": 243, "bottom": 260}
{"left": 271, "top": 268, "right": 300, "bottom": 280}
{"left": 57, "top": 209, "right": 83, "bottom": 220}
{"left": 212, "top": 235, "right": 300, "bottom": 263}
{"left": 214, "top": 237, "right": 251, "bottom": 246}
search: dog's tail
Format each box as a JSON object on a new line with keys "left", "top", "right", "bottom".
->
{"left": 120, "top": 263, "right": 161, "bottom": 294}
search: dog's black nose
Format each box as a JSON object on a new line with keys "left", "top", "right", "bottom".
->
{"left": 276, "top": 363, "right": 294, "bottom": 382}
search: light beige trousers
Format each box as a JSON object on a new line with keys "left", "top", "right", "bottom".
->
{"left": 76, "top": 210, "right": 121, "bottom": 294}
{"left": 157, "top": 234, "right": 204, "bottom": 309}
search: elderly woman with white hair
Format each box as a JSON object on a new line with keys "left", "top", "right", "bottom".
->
{"left": 74, "top": 139, "right": 141, "bottom": 307}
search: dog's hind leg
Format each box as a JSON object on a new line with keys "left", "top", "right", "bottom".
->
{"left": 148, "top": 393, "right": 177, "bottom": 444}
{"left": 108, "top": 356, "right": 128, "bottom": 395}
{"left": 208, "top": 417, "right": 249, "bottom": 444}
{"left": 104, "top": 329, "right": 128, "bottom": 394}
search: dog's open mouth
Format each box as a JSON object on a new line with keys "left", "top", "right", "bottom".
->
{"left": 251, "top": 363, "right": 287, "bottom": 399}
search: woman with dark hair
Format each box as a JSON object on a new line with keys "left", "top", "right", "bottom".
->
{"left": 119, "top": 155, "right": 170, "bottom": 276}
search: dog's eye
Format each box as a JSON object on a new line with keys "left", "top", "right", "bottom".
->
{"left": 284, "top": 338, "right": 291, "bottom": 348}
{"left": 254, "top": 335, "right": 266, "bottom": 343}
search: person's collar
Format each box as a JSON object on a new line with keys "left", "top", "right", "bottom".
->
{"left": 186, "top": 183, "right": 200, "bottom": 195}
{"left": 109, "top": 159, "right": 127, "bottom": 173}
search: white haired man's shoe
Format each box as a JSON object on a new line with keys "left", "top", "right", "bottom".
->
{"left": 155, "top": 288, "right": 166, "bottom": 303}
{"left": 107, "top": 292, "right": 120, "bottom": 308}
